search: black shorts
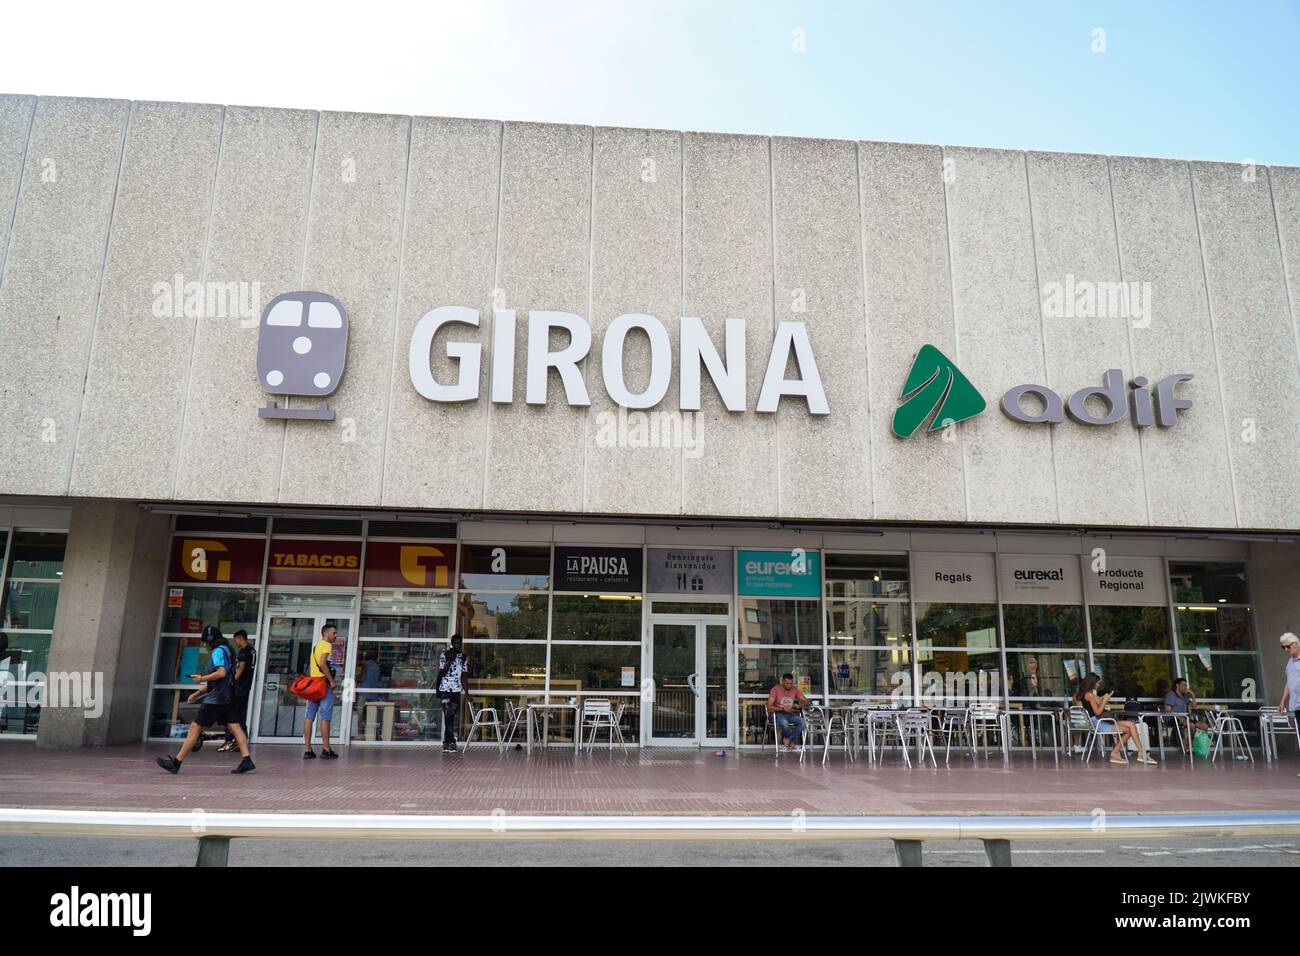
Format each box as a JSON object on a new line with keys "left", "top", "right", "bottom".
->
{"left": 195, "top": 701, "right": 236, "bottom": 728}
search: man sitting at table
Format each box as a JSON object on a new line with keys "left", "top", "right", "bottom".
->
{"left": 767, "top": 673, "right": 808, "bottom": 751}
{"left": 1162, "top": 678, "right": 1210, "bottom": 739}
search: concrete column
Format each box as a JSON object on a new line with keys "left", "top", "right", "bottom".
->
{"left": 37, "top": 499, "right": 170, "bottom": 747}
{"left": 1248, "top": 541, "right": 1300, "bottom": 708}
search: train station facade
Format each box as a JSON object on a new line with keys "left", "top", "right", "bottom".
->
{"left": 1, "top": 94, "right": 1299, "bottom": 747}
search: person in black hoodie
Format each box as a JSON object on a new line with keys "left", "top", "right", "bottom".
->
{"left": 156, "top": 625, "right": 255, "bottom": 774}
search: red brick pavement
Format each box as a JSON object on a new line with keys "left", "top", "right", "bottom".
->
{"left": 0, "top": 741, "right": 1294, "bottom": 816}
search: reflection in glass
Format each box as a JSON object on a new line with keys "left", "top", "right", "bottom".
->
{"left": 1169, "top": 562, "right": 1248, "bottom": 605}
{"left": 459, "top": 544, "right": 551, "bottom": 591}
{"left": 161, "top": 587, "right": 261, "bottom": 635}
{"left": 737, "top": 599, "right": 822, "bottom": 645}
{"left": 915, "top": 603, "right": 998, "bottom": 650}
{"left": 459, "top": 592, "right": 549, "bottom": 641}
{"left": 551, "top": 595, "right": 642, "bottom": 642}
{"left": 735, "top": 646, "right": 823, "bottom": 696}
{"left": 2, "top": 582, "right": 61, "bottom": 631}
{"left": 1091, "top": 653, "right": 1174, "bottom": 698}
{"left": 823, "top": 552, "right": 909, "bottom": 599}
{"left": 1088, "top": 605, "right": 1169, "bottom": 650}
{"left": 827, "top": 647, "right": 907, "bottom": 696}
{"left": 825, "top": 600, "right": 910, "bottom": 647}
{"left": 466, "top": 641, "right": 547, "bottom": 692}
{"left": 1002, "top": 603, "right": 1085, "bottom": 648}
{"left": 1175, "top": 605, "right": 1252, "bottom": 652}
{"left": 1006, "top": 651, "right": 1085, "bottom": 700}
{"left": 550, "top": 643, "right": 640, "bottom": 692}
{"left": 1179, "top": 652, "right": 1257, "bottom": 700}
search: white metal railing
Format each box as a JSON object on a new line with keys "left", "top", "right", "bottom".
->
{"left": 3, "top": 807, "right": 1298, "bottom": 867}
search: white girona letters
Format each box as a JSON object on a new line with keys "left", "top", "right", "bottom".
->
{"left": 407, "top": 308, "right": 828, "bottom": 415}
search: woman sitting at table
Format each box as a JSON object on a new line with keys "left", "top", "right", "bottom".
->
{"left": 1074, "top": 673, "right": 1157, "bottom": 765}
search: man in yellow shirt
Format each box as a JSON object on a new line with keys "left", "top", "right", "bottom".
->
{"left": 303, "top": 624, "right": 340, "bottom": 759}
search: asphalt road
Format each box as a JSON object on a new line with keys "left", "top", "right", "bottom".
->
{"left": 1, "top": 835, "right": 1296, "bottom": 867}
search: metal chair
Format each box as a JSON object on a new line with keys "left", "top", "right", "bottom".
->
{"left": 1259, "top": 708, "right": 1299, "bottom": 761}
{"left": 502, "top": 698, "right": 534, "bottom": 747}
{"left": 581, "top": 698, "right": 627, "bottom": 753}
{"left": 464, "top": 697, "right": 505, "bottom": 752}
{"left": 771, "top": 708, "right": 809, "bottom": 761}
{"left": 898, "top": 708, "right": 938, "bottom": 768}
{"left": 867, "top": 708, "right": 908, "bottom": 766}
{"left": 1072, "top": 705, "right": 1127, "bottom": 764}
{"left": 934, "top": 706, "right": 973, "bottom": 764}
{"left": 968, "top": 706, "right": 1009, "bottom": 762}
{"left": 1209, "top": 710, "right": 1253, "bottom": 763}
{"left": 806, "top": 704, "right": 853, "bottom": 766}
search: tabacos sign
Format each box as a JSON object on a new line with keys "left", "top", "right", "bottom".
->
{"left": 892, "top": 344, "right": 1192, "bottom": 437}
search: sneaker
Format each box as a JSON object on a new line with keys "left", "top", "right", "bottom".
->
{"left": 192, "top": 737, "right": 204, "bottom": 752}
{"left": 217, "top": 741, "right": 236, "bottom": 753}
{"left": 231, "top": 756, "right": 256, "bottom": 774}
{"left": 448, "top": 743, "right": 459, "bottom": 754}
{"left": 303, "top": 750, "right": 317, "bottom": 760}
{"left": 320, "top": 749, "right": 339, "bottom": 759}
{"left": 156, "top": 755, "right": 181, "bottom": 774}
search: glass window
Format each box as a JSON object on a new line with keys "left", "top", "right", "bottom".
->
{"left": 738, "top": 599, "right": 822, "bottom": 645}
{"left": 915, "top": 603, "right": 998, "bottom": 650}
{"left": 1169, "top": 562, "right": 1248, "bottom": 605}
{"left": 161, "top": 587, "right": 261, "bottom": 635}
{"left": 366, "top": 520, "right": 457, "bottom": 539}
{"left": 349, "top": 699, "right": 444, "bottom": 743}
{"left": 459, "top": 545, "right": 550, "bottom": 591}
{"left": 1175, "top": 605, "right": 1252, "bottom": 652}
{"left": 466, "top": 642, "right": 547, "bottom": 692}
{"left": 458, "top": 592, "right": 549, "bottom": 640}
{"left": 736, "top": 647, "right": 823, "bottom": 696}
{"left": 355, "top": 642, "right": 442, "bottom": 691}
{"left": 154, "top": 636, "right": 237, "bottom": 685}
{"left": 1003, "top": 603, "right": 1085, "bottom": 648}
{"left": 823, "top": 552, "right": 909, "bottom": 599}
{"left": 1180, "top": 652, "right": 1257, "bottom": 700}
{"left": 1, "top": 631, "right": 51, "bottom": 678}
{"left": 825, "top": 600, "right": 910, "bottom": 647}
{"left": 549, "top": 644, "right": 640, "bottom": 692}
{"left": 2, "top": 582, "right": 61, "bottom": 631}
{"left": 827, "top": 647, "right": 908, "bottom": 696}
{"left": 1006, "top": 651, "right": 1086, "bottom": 700}
{"left": 551, "top": 595, "right": 642, "bottom": 642}
{"left": 1088, "top": 605, "right": 1169, "bottom": 650}
{"left": 1092, "top": 653, "right": 1175, "bottom": 698}
{"left": 6, "top": 531, "right": 66, "bottom": 579}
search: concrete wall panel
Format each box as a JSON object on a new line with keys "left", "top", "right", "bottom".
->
{"left": 0, "top": 98, "right": 126, "bottom": 495}
{"left": 277, "top": 111, "right": 410, "bottom": 506}
{"left": 681, "top": 132, "right": 778, "bottom": 518}
{"left": 382, "top": 117, "right": 501, "bottom": 510}
{"left": 1191, "top": 161, "right": 1300, "bottom": 529}
{"left": 943, "top": 147, "right": 1057, "bottom": 523}
{"left": 859, "top": 141, "right": 966, "bottom": 521}
{"left": 1110, "top": 156, "right": 1237, "bottom": 528}
{"left": 772, "top": 136, "right": 871, "bottom": 520}
{"left": 583, "top": 126, "right": 682, "bottom": 515}
{"left": 1026, "top": 151, "right": 1148, "bottom": 526}
{"left": 173, "top": 106, "right": 317, "bottom": 503}
{"left": 70, "top": 101, "right": 223, "bottom": 499}
{"left": 483, "top": 122, "right": 592, "bottom": 512}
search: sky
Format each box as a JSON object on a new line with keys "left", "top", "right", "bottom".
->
{"left": 1, "top": 0, "right": 1297, "bottom": 164}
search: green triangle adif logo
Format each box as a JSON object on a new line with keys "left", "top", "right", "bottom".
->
{"left": 891, "top": 344, "right": 986, "bottom": 438}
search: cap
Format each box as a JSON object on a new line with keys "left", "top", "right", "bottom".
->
{"left": 201, "top": 624, "right": 224, "bottom": 644}
{"left": 1280, "top": 632, "right": 1298, "bottom": 648}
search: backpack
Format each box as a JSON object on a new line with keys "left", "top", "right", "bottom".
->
{"left": 204, "top": 642, "right": 236, "bottom": 705}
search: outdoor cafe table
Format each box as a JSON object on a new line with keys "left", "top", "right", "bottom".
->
{"left": 526, "top": 701, "right": 582, "bottom": 755}
{"left": 1005, "top": 708, "right": 1060, "bottom": 760}
{"left": 1138, "top": 711, "right": 1193, "bottom": 759}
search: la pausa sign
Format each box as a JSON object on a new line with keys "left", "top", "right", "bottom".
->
{"left": 409, "top": 307, "right": 829, "bottom": 414}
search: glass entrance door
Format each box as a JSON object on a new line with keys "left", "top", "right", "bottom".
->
{"left": 648, "top": 616, "right": 730, "bottom": 746}
{"left": 252, "top": 611, "right": 354, "bottom": 742}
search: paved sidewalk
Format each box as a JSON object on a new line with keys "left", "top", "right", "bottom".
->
{"left": 2, "top": 740, "right": 1295, "bottom": 816}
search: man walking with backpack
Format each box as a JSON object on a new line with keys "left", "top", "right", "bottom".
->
{"left": 156, "top": 625, "right": 255, "bottom": 774}
{"left": 437, "top": 634, "right": 470, "bottom": 754}
{"left": 219, "top": 629, "right": 255, "bottom": 753}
